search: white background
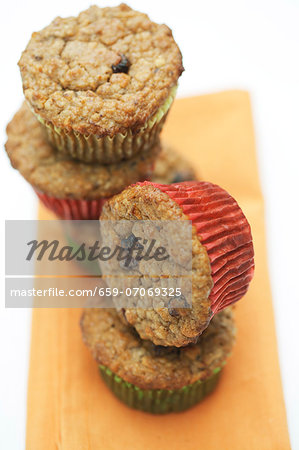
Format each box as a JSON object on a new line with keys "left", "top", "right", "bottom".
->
{"left": 1, "top": 0, "right": 299, "bottom": 448}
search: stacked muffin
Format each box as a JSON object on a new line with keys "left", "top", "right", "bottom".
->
{"left": 5, "top": 4, "right": 255, "bottom": 414}
{"left": 81, "top": 307, "right": 236, "bottom": 413}
{"left": 5, "top": 4, "right": 190, "bottom": 219}
{"left": 81, "top": 180, "right": 254, "bottom": 413}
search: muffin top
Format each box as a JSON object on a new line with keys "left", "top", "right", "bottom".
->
{"left": 5, "top": 103, "right": 160, "bottom": 199}
{"left": 81, "top": 307, "right": 235, "bottom": 390}
{"left": 18, "top": 4, "right": 183, "bottom": 136}
{"left": 100, "top": 183, "right": 213, "bottom": 347}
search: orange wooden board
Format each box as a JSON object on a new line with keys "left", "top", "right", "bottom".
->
{"left": 26, "top": 91, "right": 290, "bottom": 449}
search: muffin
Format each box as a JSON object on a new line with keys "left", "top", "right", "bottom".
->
{"left": 81, "top": 307, "right": 235, "bottom": 413}
{"left": 18, "top": 4, "right": 183, "bottom": 164}
{"left": 5, "top": 103, "right": 160, "bottom": 220}
{"left": 151, "top": 141, "right": 198, "bottom": 183}
{"left": 100, "top": 181, "right": 254, "bottom": 346}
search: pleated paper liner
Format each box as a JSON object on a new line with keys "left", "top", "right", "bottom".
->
{"left": 99, "top": 364, "right": 223, "bottom": 414}
{"left": 35, "top": 190, "right": 108, "bottom": 220}
{"left": 137, "top": 181, "right": 255, "bottom": 315}
{"left": 34, "top": 86, "right": 177, "bottom": 164}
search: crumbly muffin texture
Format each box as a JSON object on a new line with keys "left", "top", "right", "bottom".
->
{"left": 5, "top": 103, "right": 160, "bottom": 199}
{"left": 151, "top": 141, "right": 198, "bottom": 184}
{"left": 100, "top": 184, "right": 213, "bottom": 347}
{"left": 19, "top": 4, "right": 183, "bottom": 136}
{"left": 81, "top": 307, "right": 235, "bottom": 390}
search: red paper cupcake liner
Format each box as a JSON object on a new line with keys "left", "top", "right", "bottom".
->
{"left": 137, "top": 181, "right": 254, "bottom": 315}
{"left": 35, "top": 190, "right": 108, "bottom": 220}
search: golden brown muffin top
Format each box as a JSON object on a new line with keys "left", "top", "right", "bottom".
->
{"left": 81, "top": 307, "right": 235, "bottom": 390}
{"left": 100, "top": 183, "right": 213, "bottom": 347}
{"left": 5, "top": 103, "right": 160, "bottom": 199}
{"left": 19, "top": 4, "right": 183, "bottom": 136}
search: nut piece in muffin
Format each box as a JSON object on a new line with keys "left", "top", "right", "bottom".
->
{"left": 81, "top": 307, "right": 235, "bottom": 413}
{"left": 18, "top": 4, "right": 183, "bottom": 163}
{"left": 100, "top": 181, "right": 254, "bottom": 346}
{"left": 5, "top": 103, "right": 160, "bottom": 219}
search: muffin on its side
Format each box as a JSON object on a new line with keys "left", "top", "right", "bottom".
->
{"left": 81, "top": 307, "right": 235, "bottom": 413}
{"left": 5, "top": 103, "right": 160, "bottom": 220}
{"left": 18, "top": 4, "right": 183, "bottom": 164}
{"left": 151, "top": 141, "right": 198, "bottom": 184}
{"left": 100, "top": 181, "right": 254, "bottom": 346}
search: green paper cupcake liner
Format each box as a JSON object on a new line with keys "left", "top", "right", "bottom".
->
{"left": 99, "top": 364, "right": 222, "bottom": 414}
{"left": 34, "top": 86, "right": 177, "bottom": 164}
